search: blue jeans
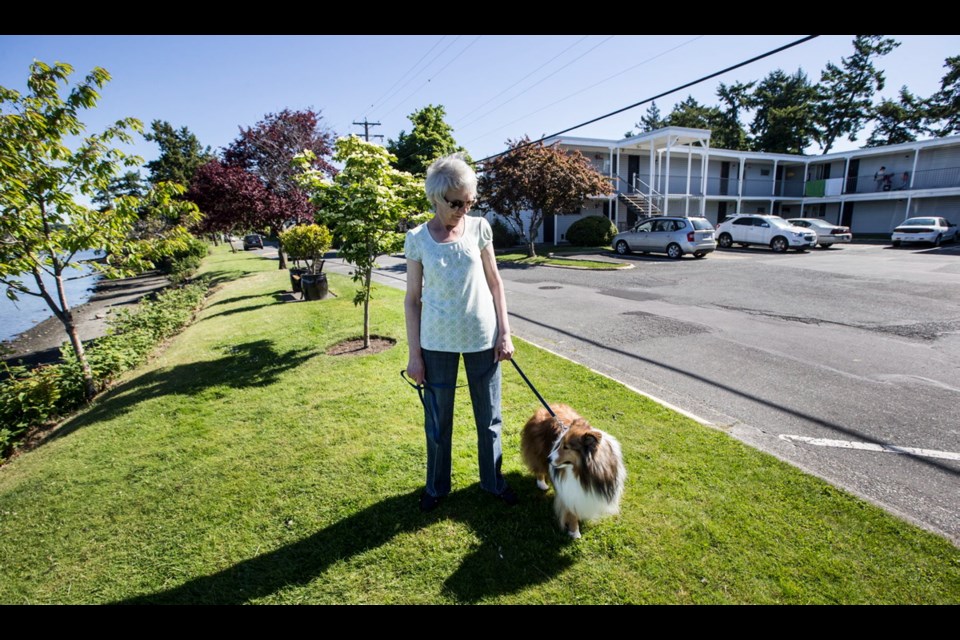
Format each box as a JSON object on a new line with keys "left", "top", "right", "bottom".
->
{"left": 420, "top": 348, "right": 506, "bottom": 498}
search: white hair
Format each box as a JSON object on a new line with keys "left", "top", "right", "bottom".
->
{"left": 424, "top": 153, "right": 477, "bottom": 210}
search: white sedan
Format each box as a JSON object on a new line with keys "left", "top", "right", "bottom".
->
{"left": 786, "top": 218, "right": 852, "bottom": 248}
{"left": 891, "top": 217, "right": 959, "bottom": 247}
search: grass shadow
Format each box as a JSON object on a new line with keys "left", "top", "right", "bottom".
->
{"left": 54, "top": 340, "right": 318, "bottom": 440}
{"left": 112, "top": 477, "right": 573, "bottom": 604}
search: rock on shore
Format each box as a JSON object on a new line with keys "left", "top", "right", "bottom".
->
{"left": 1, "top": 271, "right": 171, "bottom": 369}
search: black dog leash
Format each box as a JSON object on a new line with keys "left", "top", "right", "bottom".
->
{"left": 402, "top": 356, "right": 568, "bottom": 443}
{"left": 400, "top": 360, "right": 498, "bottom": 442}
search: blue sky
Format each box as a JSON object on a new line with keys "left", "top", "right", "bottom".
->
{"left": 1, "top": 35, "right": 957, "bottom": 170}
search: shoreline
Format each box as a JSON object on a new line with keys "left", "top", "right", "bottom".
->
{"left": 1, "top": 271, "right": 172, "bottom": 370}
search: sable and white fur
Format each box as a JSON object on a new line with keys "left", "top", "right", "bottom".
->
{"left": 521, "top": 404, "right": 626, "bottom": 539}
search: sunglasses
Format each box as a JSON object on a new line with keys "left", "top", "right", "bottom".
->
{"left": 443, "top": 196, "right": 477, "bottom": 210}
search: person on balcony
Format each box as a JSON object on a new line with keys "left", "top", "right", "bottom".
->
{"left": 874, "top": 166, "right": 887, "bottom": 191}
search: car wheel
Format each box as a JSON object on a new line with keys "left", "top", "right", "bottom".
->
{"left": 666, "top": 243, "right": 683, "bottom": 259}
{"left": 693, "top": 251, "right": 706, "bottom": 259}
{"left": 892, "top": 240, "right": 901, "bottom": 247}
{"left": 615, "top": 240, "right": 631, "bottom": 255}
{"left": 770, "top": 236, "right": 788, "bottom": 253}
{"left": 717, "top": 233, "right": 733, "bottom": 249}
{"left": 934, "top": 234, "right": 942, "bottom": 247}
{"left": 819, "top": 243, "right": 833, "bottom": 249}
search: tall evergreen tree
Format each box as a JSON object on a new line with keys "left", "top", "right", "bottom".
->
{"left": 144, "top": 120, "right": 213, "bottom": 187}
{"left": 714, "top": 81, "right": 754, "bottom": 151}
{"left": 92, "top": 170, "right": 147, "bottom": 211}
{"left": 866, "top": 87, "right": 929, "bottom": 146}
{"left": 387, "top": 104, "right": 469, "bottom": 177}
{"left": 927, "top": 55, "right": 960, "bottom": 137}
{"left": 814, "top": 35, "right": 900, "bottom": 154}
{"left": 665, "top": 96, "right": 721, "bottom": 130}
{"left": 637, "top": 101, "right": 665, "bottom": 133}
{"left": 749, "top": 69, "right": 819, "bottom": 154}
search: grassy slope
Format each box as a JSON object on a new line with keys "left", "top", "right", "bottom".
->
{"left": 0, "top": 245, "right": 957, "bottom": 604}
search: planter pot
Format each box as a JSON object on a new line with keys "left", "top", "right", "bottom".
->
{"left": 289, "top": 268, "right": 308, "bottom": 293}
{"left": 301, "top": 272, "right": 329, "bottom": 301}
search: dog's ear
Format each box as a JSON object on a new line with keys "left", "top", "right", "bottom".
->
{"left": 581, "top": 431, "right": 602, "bottom": 454}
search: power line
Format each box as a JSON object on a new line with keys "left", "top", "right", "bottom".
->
{"left": 456, "top": 35, "right": 615, "bottom": 132}
{"left": 378, "top": 35, "right": 483, "bottom": 121}
{"left": 371, "top": 36, "right": 463, "bottom": 119}
{"left": 364, "top": 36, "right": 448, "bottom": 117}
{"left": 454, "top": 35, "right": 589, "bottom": 124}
{"left": 473, "top": 35, "right": 820, "bottom": 166}
{"left": 463, "top": 35, "right": 705, "bottom": 147}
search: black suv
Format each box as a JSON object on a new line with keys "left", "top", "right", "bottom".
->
{"left": 243, "top": 234, "right": 264, "bottom": 250}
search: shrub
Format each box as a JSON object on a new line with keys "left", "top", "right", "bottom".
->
{"left": 565, "top": 215, "right": 617, "bottom": 247}
{"left": 0, "top": 278, "right": 210, "bottom": 459}
{"left": 490, "top": 216, "right": 519, "bottom": 249}
{"left": 280, "top": 224, "right": 333, "bottom": 274}
{"left": 154, "top": 236, "right": 209, "bottom": 283}
{"left": 0, "top": 363, "right": 64, "bottom": 456}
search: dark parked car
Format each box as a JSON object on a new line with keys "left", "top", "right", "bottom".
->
{"left": 243, "top": 234, "right": 264, "bottom": 250}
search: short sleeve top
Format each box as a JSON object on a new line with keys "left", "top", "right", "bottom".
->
{"left": 404, "top": 216, "right": 498, "bottom": 353}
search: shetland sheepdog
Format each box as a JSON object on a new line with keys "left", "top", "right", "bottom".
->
{"left": 521, "top": 404, "right": 626, "bottom": 539}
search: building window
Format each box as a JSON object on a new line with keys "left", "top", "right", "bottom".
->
{"left": 760, "top": 169, "right": 770, "bottom": 176}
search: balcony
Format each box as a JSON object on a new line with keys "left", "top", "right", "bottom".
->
{"left": 609, "top": 166, "right": 960, "bottom": 201}
{"left": 845, "top": 166, "right": 960, "bottom": 194}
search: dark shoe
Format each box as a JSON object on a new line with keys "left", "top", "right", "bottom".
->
{"left": 496, "top": 486, "right": 519, "bottom": 507}
{"left": 419, "top": 492, "right": 442, "bottom": 513}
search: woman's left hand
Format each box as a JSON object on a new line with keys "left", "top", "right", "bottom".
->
{"left": 495, "top": 334, "right": 515, "bottom": 362}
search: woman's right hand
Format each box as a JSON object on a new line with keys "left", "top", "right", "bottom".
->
{"left": 406, "top": 353, "right": 426, "bottom": 385}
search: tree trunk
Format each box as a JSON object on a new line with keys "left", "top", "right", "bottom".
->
{"left": 527, "top": 239, "right": 537, "bottom": 257}
{"left": 39, "top": 268, "right": 97, "bottom": 400}
{"left": 363, "top": 267, "right": 372, "bottom": 348}
{"left": 275, "top": 226, "right": 288, "bottom": 269}
{"left": 64, "top": 311, "right": 97, "bottom": 400}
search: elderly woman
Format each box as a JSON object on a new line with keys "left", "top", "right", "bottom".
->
{"left": 404, "top": 153, "right": 517, "bottom": 512}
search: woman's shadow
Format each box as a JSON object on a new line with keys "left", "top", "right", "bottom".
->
{"left": 112, "top": 477, "right": 573, "bottom": 604}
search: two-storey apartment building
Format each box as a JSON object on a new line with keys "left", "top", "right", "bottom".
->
{"left": 495, "top": 127, "right": 960, "bottom": 244}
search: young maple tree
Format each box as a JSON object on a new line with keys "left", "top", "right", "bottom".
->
{"left": 0, "top": 61, "right": 199, "bottom": 399}
{"left": 295, "top": 136, "right": 429, "bottom": 348}
{"left": 478, "top": 137, "right": 612, "bottom": 257}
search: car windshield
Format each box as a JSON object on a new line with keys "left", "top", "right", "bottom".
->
{"left": 768, "top": 218, "right": 792, "bottom": 229}
{"left": 901, "top": 218, "right": 937, "bottom": 225}
{"left": 690, "top": 218, "right": 714, "bottom": 230}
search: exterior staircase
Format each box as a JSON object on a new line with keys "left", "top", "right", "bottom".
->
{"left": 618, "top": 191, "right": 662, "bottom": 222}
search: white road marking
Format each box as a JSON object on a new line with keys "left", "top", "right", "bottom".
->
{"left": 779, "top": 435, "right": 960, "bottom": 461}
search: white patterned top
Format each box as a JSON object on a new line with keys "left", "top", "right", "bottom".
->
{"left": 404, "top": 216, "right": 498, "bottom": 353}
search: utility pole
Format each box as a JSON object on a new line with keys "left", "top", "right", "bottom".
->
{"left": 353, "top": 119, "right": 384, "bottom": 143}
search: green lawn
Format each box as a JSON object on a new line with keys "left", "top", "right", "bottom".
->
{"left": 0, "top": 245, "right": 957, "bottom": 604}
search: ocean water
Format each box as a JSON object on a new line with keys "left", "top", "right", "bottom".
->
{"left": 0, "top": 250, "right": 103, "bottom": 343}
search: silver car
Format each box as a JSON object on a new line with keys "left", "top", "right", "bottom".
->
{"left": 786, "top": 218, "right": 852, "bottom": 248}
{"left": 613, "top": 216, "right": 716, "bottom": 259}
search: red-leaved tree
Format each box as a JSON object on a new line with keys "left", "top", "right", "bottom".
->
{"left": 223, "top": 109, "right": 337, "bottom": 268}
{"left": 188, "top": 160, "right": 272, "bottom": 250}
{"left": 479, "top": 137, "right": 613, "bottom": 257}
